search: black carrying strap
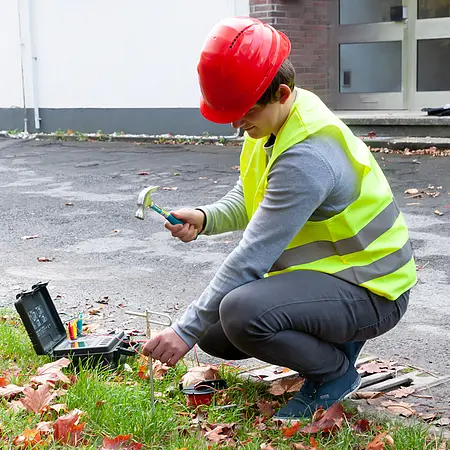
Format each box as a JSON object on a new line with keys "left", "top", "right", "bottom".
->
{"left": 421, "top": 107, "right": 450, "bottom": 116}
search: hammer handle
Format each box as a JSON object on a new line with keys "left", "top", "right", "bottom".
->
{"left": 167, "top": 214, "right": 184, "bottom": 226}
{"left": 150, "top": 203, "right": 184, "bottom": 226}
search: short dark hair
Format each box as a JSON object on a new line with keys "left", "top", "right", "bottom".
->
{"left": 256, "top": 58, "right": 296, "bottom": 105}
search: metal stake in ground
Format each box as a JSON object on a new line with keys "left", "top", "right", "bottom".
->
{"left": 125, "top": 310, "right": 172, "bottom": 411}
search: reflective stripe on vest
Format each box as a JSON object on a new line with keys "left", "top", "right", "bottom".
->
{"left": 240, "top": 88, "right": 417, "bottom": 300}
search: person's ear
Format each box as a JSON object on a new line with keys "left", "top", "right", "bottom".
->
{"left": 278, "top": 84, "right": 292, "bottom": 104}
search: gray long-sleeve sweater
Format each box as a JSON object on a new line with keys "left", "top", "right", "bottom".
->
{"left": 171, "top": 133, "right": 361, "bottom": 348}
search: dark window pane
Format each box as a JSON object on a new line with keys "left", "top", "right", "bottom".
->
{"left": 417, "top": 39, "right": 450, "bottom": 91}
{"left": 340, "top": 42, "right": 402, "bottom": 93}
{"left": 418, "top": 0, "right": 450, "bottom": 19}
{"left": 340, "top": 0, "right": 404, "bottom": 25}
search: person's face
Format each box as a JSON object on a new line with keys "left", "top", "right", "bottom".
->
{"left": 231, "top": 85, "right": 293, "bottom": 139}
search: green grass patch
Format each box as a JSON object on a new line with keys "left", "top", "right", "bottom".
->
{"left": 0, "top": 310, "right": 447, "bottom": 449}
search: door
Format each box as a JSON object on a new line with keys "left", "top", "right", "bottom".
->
{"left": 412, "top": 0, "right": 450, "bottom": 110}
{"left": 333, "top": 0, "right": 408, "bottom": 109}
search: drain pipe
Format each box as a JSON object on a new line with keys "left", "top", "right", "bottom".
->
{"left": 26, "top": 0, "right": 41, "bottom": 130}
{"left": 17, "top": 0, "right": 28, "bottom": 134}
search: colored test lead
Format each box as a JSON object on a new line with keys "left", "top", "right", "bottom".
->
{"left": 77, "top": 313, "right": 83, "bottom": 334}
{"left": 72, "top": 320, "right": 77, "bottom": 339}
{"left": 68, "top": 322, "right": 75, "bottom": 340}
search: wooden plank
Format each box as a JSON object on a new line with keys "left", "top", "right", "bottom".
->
{"left": 359, "top": 371, "right": 395, "bottom": 388}
{"left": 359, "top": 374, "right": 414, "bottom": 392}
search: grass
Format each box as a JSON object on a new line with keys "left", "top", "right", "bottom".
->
{"left": 0, "top": 312, "right": 447, "bottom": 449}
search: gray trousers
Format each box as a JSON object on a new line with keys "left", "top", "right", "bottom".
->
{"left": 198, "top": 270, "right": 409, "bottom": 383}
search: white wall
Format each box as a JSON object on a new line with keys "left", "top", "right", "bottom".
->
{"left": 0, "top": 0, "right": 249, "bottom": 110}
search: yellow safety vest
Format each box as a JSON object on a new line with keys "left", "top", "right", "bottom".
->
{"left": 240, "top": 88, "right": 417, "bottom": 300}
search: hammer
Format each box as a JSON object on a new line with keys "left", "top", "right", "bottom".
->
{"left": 135, "top": 186, "right": 184, "bottom": 225}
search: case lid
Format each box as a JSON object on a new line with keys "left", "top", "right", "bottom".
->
{"left": 14, "top": 282, "right": 66, "bottom": 355}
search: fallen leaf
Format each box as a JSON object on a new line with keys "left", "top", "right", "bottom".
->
{"left": 365, "top": 432, "right": 394, "bottom": 449}
{"left": 100, "top": 434, "right": 144, "bottom": 449}
{"left": 419, "top": 412, "right": 439, "bottom": 422}
{"left": 82, "top": 323, "right": 99, "bottom": 333}
{"left": 0, "top": 383, "right": 24, "bottom": 399}
{"left": 231, "top": 165, "right": 240, "bottom": 170}
{"left": 199, "top": 177, "right": 208, "bottom": 180}
{"left": 8, "top": 399, "right": 26, "bottom": 412}
{"left": 65, "top": 203, "right": 74, "bottom": 206}
{"left": 96, "top": 400, "right": 106, "bottom": 408}
{"left": 180, "top": 365, "right": 220, "bottom": 388}
{"left": 53, "top": 409, "right": 85, "bottom": 445}
{"left": 203, "top": 423, "right": 236, "bottom": 443}
{"left": 31, "top": 358, "right": 71, "bottom": 385}
{"left": 161, "top": 186, "right": 178, "bottom": 191}
{"left": 37, "top": 257, "right": 53, "bottom": 262}
{"left": 48, "top": 403, "right": 68, "bottom": 414}
{"left": 20, "top": 384, "right": 55, "bottom": 413}
{"left": 404, "top": 188, "right": 419, "bottom": 195}
{"left": 112, "top": 229, "right": 121, "bottom": 234}
{"left": 298, "top": 403, "right": 344, "bottom": 434}
{"left": 137, "top": 172, "right": 149, "bottom": 175}
{"left": 281, "top": 421, "right": 301, "bottom": 438}
{"left": 434, "top": 417, "right": 450, "bottom": 427}
{"left": 257, "top": 400, "right": 275, "bottom": 418}
{"left": 268, "top": 377, "right": 304, "bottom": 396}
{"left": 260, "top": 444, "right": 277, "bottom": 449}
{"left": 368, "top": 131, "right": 377, "bottom": 138}
{"left": 435, "top": 210, "right": 444, "bottom": 216}
{"left": 0, "top": 376, "right": 10, "bottom": 387}
{"left": 13, "top": 428, "right": 42, "bottom": 447}
{"left": 35, "top": 421, "right": 53, "bottom": 433}
{"left": 358, "top": 361, "right": 391, "bottom": 374}
{"left": 385, "top": 386, "right": 415, "bottom": 398}
{"left": 89, "top": 305, "right": 103, "bottom": 315}
{"left": 153, "top": 361, "right": 170, "bottom": 379}
{"left": 293, "top": 437, "right": 319, "bottom": 449}
{"left": 351, "top": 391, "right": 383, "bottom": 400}
{"left": 380, "top": 400, "right": 416, "bottom": 417}
{"left": 21, "top": 235, "right": 40, "bottom": 240}
{"left": 353, "top": 418, "right": 371, "bottom": 433}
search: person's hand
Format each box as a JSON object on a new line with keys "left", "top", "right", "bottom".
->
{"left": 142, "top": 327, "right": 191, "bottom": 366}
{"left": 165, "top": 208, "right": 205, "bottom": 242}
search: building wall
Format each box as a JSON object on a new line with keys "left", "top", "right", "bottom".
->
{"left": 250, "top": 0, "right": 335, "bottom": 106}
{"left": 0, "top": 0, "right": 249, "bottom": 135}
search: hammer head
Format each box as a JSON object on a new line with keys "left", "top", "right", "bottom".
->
{"left": 135, "top": 185, "right": 159, "bottom": 220}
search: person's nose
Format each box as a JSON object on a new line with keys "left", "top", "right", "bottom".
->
{"left": 231, "top": 118, "right": 245, "bottom": 129}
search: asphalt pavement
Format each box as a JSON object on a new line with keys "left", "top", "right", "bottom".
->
{"left": 0, "top": 138, "right": 449, "bottom": 415}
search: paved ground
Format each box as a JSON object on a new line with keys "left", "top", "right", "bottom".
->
{"left": 0, "top": 138, "right": 449, "bottom": 415}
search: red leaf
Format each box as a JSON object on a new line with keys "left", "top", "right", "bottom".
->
{"left": 0, "top": 376, "right": 10, "bottom": 387}
{"left": 298, "top": 403, "right": 345, "bottom": 434}
{"left": 32, "top": 358, "right": 71, "bottom": 385}
{"left": 13, "top": 428, "right": 42, "bottom": 447}
{"left": 100, "top": 434, "right": 143, "bottom": 449}
{"left": 353, "top": 418, "right": 371, "bottom": 433}
{"left": 281, "top": 421, "right": 301, "bottom": 438}
{"left": 20, "top": 384, "right": 55, "bottom": 413}
{"left": 257, "top": 400, "right": 275, "bottom": 418}
{"left": 53, "top": 409, "right": 85, "bottom": 445}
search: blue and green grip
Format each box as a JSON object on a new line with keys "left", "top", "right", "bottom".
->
{"left": 150, "top": 203, "right": 184, "bottom": 225}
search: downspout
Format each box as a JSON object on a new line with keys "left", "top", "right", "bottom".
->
{"left": 26, "top": 0, "right": 41, "bottom": 130}
{"left": 17, "top": 0, "right": 28, "bottom": 134}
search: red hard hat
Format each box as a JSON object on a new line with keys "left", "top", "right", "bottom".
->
{"left": 197, "top": 17, "right": 291, "bottom": 124}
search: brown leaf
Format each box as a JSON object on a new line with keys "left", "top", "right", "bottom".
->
{"left": 380, "top": 400, "right": 416, "bottom": 417}
{"left": 137, "top": 172, "right": 149, "bottom": 175}
{"left": 385, "top": 386, "right": 415, "bottom": 398}
{"left": 161, "top": 186, "right": 178, "bottom": 191}
{"left": 0, "top": 383, "right": 24, "bottom": 399}
{"left": 53, "top": 409, "right": 85, "bottom": 445}
{"left": 96, "top": 400, "right": 106, "bottom": 408}
{"left": 180, "top": 365, "right": 220, "bottom": 388}
{"left": 49, "top": 403, "right": 68, "bottom": 414}
{"left": 358, "top": 361, "right": 391, "bottom": 374}
{"left": 112, "top": 229, "right": 121, "bottom": 234}
{"left": 32, "top": 358, "right": 71, "bottom": 385}
{"left": 404, "top": 188, "right": 419, "bottom": 195}
{"left": 82, "top": 323, "right": 100, "bottom": 333}
{"left": 352, "top": 418, "right": 371, "bottom": 433}
{"left": 281, "top": 421, "right": 301, "bottom": 438}
{"left": 20, "top": 384, "right": 55, "bottom": 413}
{"left": 435, "top": 209, "right": 444, "bottom": 216}
{"left": 368, "top": 131, "right": 377, "bottom": 138}
{"left": 152, "top": 361, "right": 170, "bottom": 380}
{"left": 351, "top": 391, "right": 383, "bottom": 400}
{"left": 298, "top": 403, "right": 345, "bottom": 434}
{"left": 65, "top": 202, "right": 74, "bottom": 206}
{"left": 268, "top": 377, "right": 304, "bottom": 396}
{"left": 203, "top": 423, "right": 236, "bottom": 443}
{"left": 257, "top": 400, "right": 275, "bottom": 418}
{"left": 89, "top": 305, "right": 103, "bottom": 315}
{"left": 37, "top": 257, "right": 53, "bottom": 262}
{"left": 365, "top": 432, "right": 394, "bottom": 449}
{"left": 293, "top": 437, "right": 319, "bottom": 449}
{"left": 8, "top": 399, "right": 26, "bottom": 412}
{"left": 13, "top": 428, "right": 42, "bottom": 447}
{"left": 231, "top": 165, "right": 240, "bottom": 170}
{"left": 21, "top": 235, "right": 40, "bottom": 240}
{"left": 100, "top": 434, "right": 144, "bottom": 449}
{"left": 35, "top": 421, "right": 53, "bottom": 433}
